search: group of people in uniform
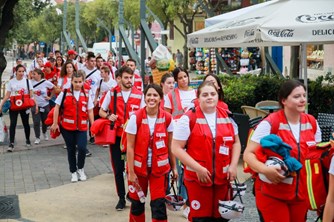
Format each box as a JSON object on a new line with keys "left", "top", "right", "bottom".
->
{"left": 1, "top": 49, "right": 334, "bottom": 222}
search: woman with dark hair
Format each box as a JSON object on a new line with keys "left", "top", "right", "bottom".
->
{"left": 55, "top": 60, "right": 76, "bottom": 94}
{"left": 55, "top": 56, "right": 64, "bottom": 72}
{"left": 31, "top": 69, "right": 55, "bottom": 144}
{"left": 50, "top": 71, "right": 94, "bottom": 182}
{"left": 172, "top": 81, "right": 241, "bottom": 221}
{"left": 0, "top": 64, "right": 36, "bottom": 151}
{"left": 199, "top": 74, "right": 229, "bottom": 111}
{"left": 244, "top": 79, "right": 322, "bottom": 222}
{"left": 160, "top": 73, "right": 174, "bottom": 109}
{"left": 126, "top": 84, "right": 177, "bottom": 222}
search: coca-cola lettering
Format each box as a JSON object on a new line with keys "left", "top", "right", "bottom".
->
{"left": 189, "top": 37, "right": 199, "bottom": 44}
{"left": 267, "top": 29, "right": 294, "bottom": 38}
{"left": 312, "top": 29, "right": 334, "bottom": 35}
{"left": 244, "top": 29, "right": 255, "bottom": 37}
{"left": 296, "top": 13, "right": 334, "bottom": 23}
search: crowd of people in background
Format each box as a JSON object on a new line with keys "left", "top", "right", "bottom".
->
{"left": 1, "top": 49, "right": 334, "bottom": 222}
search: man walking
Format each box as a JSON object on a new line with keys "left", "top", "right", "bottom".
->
{"left": 99, "top": 66, "right": 144, "bottom": 211}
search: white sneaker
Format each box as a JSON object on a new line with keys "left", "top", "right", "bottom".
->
{"left": 71, "top": 172, "right": 78, "bottom": 182}
{"left": 182, "top": 206, "right": 190, "bottom": 219}
{"left": 77, "top": 168, "right": 87, "bottom": 181}
{"left": 63, "top": 144, "right": 67, "bottom": 149}
{"left": 34, "top": 138, "right": 40, "bottom": 144}
{"left": 43, "top": 133, "right": 49, "bottom": 141}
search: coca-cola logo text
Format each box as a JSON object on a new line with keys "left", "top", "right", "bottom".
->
{"left": 244, "top": 29, "right": 255, "bottom": 37}
{"left": 267, "top": 29, "right": 294, "bottom": 38}
{"left": 296, "top": 12, "right": 334, "bottom": 23}
{"left": 189, "top": 37, "right": 199, "bottom": 44}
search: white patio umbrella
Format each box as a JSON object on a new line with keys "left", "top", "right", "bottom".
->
{"left": 187, "top": 0, "right": 334, "bottom": 107}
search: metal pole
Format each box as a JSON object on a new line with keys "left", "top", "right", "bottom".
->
{"left": 118, "top": 0, "right": 124, "bottom": 68}
{"left": 140, "top": 0, "right": 147, "bottom": 79}
{"left": 63, "top": 0, "right": 72, "bottom": 49}
{"left": 75, "top": 0, "right": 88, "bottom": 52}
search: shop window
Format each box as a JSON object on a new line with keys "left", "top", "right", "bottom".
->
{"left": 307, "top": 44, "right": 324, "bottom": 70}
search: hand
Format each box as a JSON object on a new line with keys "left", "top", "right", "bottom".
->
{"left": 108, "top": 114, "right": 118, "bottom": 121}
{"left": 50, "top": 123, "right": 59, "bottom": 133}
{"left": 263, "top": 166, "right": 286, "bottom": 184}
{"left": 196, "top": 166, "right": 212, "bottom": 184}
{"left": 35, "top": 106, "right": 39, "bottom": 114}
{"left": 227, "top": 165, "right": 237, "bottom": 181}
{"left": 128, "top": 171, "right": 138, "bottom": 183}
{"left": 171, "top": 168, "right": 178, "bottom": 180}
{"left": 93, "top": 100, "right": 98, "bottom": 107}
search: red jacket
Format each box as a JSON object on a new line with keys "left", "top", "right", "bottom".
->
{"left": 184, "top": 106, "right": 235, "bottom": 186}
{"left": 133, "top": 73, "right": 143, "bottom": 92}
{"left": 257, "top": 110, "right": 317, "bottom": 201}
{"left": 132, "top": 108, "right": 172, "bottom": 177}
{"left": 108, "top": 85, "right": 143, "bottom": 137}
{"left": 167, "top": 88, "right": 196, "bottom": 120}
{"left": 60, "top": 89, "right": 89, "bottom": 131}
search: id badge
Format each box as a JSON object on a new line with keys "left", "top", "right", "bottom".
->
{"left": 156, "top": 140, "right": 165, "bottom": 149}
{"left": 219, "top": 145, "right": 229, "bottom": 155}
{"left": 82, "top": 106, "right": 87, "bottom": 112}
{"left": 40, "top": 107, "right": 45, "bottom": 112}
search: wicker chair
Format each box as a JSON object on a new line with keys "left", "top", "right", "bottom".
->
{"left": 255, "top": 100, "right": 280, "bottom": 108}
{"left": 241, "top": 105, "right": 269, "bottom": 119}
{"left": 317, "top": 113, "right": 334, "bottom": 142}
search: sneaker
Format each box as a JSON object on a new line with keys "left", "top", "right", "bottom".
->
{"left": 71, "top": 172, "right": 78, "bottom": 183}
{"left": 77, "top": 168, "right": 87, "bottom": 181}
{"left": 7, "top": 143, "right": 14, "bottom": 152}
{"left": 182, "top": 206, "right": 190, "bottom": 219}
{"left": 115, "top": 199, "right": 126, "bottom": 211}
{"left": 86, "top": 150, "right": 92, "bottom": 157}
{"left": 34, "top": 138, "right": 41, "bottom": 144}
{"left": 26, "top": 141, "right": 31, "bottom": 148}
{"left": 102, "top": 145, "right": 109, "bottom": 148}
{"left": 63, "top": 144, "right": 67, "bottom": 149}
{"left": 89, "top": 137, "right": 95, "bottom": 144}
{"left": 43, "top": 133, "right": 49, "bottom": 141}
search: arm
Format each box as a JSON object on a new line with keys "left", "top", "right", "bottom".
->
{"left": 323, "top": 174, "right": 334, "bottom": 222}
{"left": 168, "top": 132, "right": 178, "bottom": 179}
{"left": 88, "top": 109, "right": 94, "bottom": 125}
{"left": 0, "top": 91, "right": 11, "bottom": 111}
{"left": 31, "top": 89, "right": 38, "bottom": 114}
{"left": 228, "top": 135, "right": 241, "bottom": 181}
{"left": 126, "top": 133, "right": 137, "bottom": 183}
{"left": 172, "top": 139, "right": 212, "bottom": 184}
{"left": 50, "top": 104, "right": 60, "bottom": 132}
{"left": 243, "top": 140, "right": 285, "bottom": 184}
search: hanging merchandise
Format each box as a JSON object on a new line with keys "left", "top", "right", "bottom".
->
{"left": 195, "top": 48, "right": 204, "bottom": 75}
{"left": 221, "top": 48, "right": 240, "bottom": 74}
{"left": 203, "top": 48, "right": 210, "bottom": 75}
{"left": 210, "top": 49, "right": 217, "bottom": 73}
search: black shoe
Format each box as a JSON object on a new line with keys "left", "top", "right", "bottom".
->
{"left": 86, "top": 150, "right": 92, "bottom": 157}
{"left": 89, "top": 137, "right": 95, "bottom": 144}
{"left": 7, "top": 143, "right": 14, "bottom": 152}
{"left": 115, "top": 199, "right": 126, "bottom": 211}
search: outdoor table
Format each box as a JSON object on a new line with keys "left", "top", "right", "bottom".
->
{"left": 257, "top": 105, "right": 280, "bottom": 113}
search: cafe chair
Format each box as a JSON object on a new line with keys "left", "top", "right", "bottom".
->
{"left": 241, "top": 105, "right": 269, "bottom": 119}
{"left": 317, "top": 113, "right": 334, "bottom": 142}
{"left": 255, "top": 100, "right": 280, "bottom": 108}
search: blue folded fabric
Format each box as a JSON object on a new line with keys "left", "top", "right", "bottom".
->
{"left": 260, "top": 134, "right": 302, "bottom": 172}
{"left": 2, "top": 100, "right": 10, "bottom": 113}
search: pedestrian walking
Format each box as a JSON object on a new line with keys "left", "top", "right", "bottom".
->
{"left": 0, "top": 64, "right": 36, "bottom": 151}
{"left": 50, "top": 71, "right": 94, "bottom": 182}
{"left": 175, "top": 49, "right": 183, "bottom": 68}
{"left": 159, "top": 73, "right": 174, "bottom": 109}
{"left": 99, "top": 65, "right": 145, "bottom": 211}
{"left": 172, "top": 81, "right": 241, "bottom": 221}
{"left": 243, "top": 79, "right": 322, "bottom": 222}
{"left": 126, "top": 84, "right": 177, "bottom": 222}
{"left": 31, "top": 69, "right": 55, "bottom": 144}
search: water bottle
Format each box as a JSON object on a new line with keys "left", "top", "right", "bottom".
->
{"left": 134, "top": 182, "right": 146, "bottom": 203}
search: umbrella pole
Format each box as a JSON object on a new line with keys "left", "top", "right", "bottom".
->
{"left": 301, "top": 43, "right": 308, "bottom": 113}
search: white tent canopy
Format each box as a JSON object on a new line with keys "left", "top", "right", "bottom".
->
{"left": 188, "top": 0, "right": 334, "bottom": 48}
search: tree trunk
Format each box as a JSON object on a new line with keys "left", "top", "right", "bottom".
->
{"left": 290, "top": 46, "right": 300, "bottom": 79}
{"left": 0, "top": 0, "right": 20, "bottom": 79}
